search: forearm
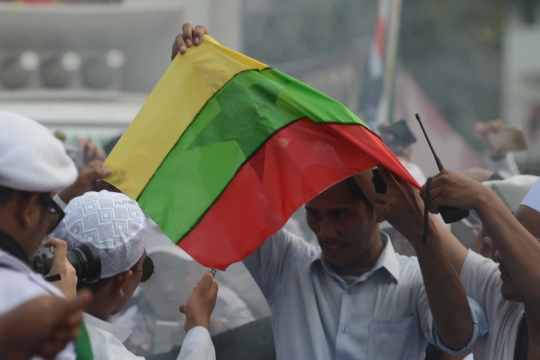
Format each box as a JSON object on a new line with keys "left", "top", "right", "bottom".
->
{"left": 475, "top": 190, "right": 540, "bottom": 310}
{"left": 431, "top": 215, "right": 468, "bottom": 274}
{"left": 412, "top": 222, "right": 473, "bottom": 350}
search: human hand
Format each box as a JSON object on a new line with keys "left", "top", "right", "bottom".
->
{"left": 0, "top": 290, "right": 92, "bottom": 360}
{"left": 57, "top": 160, "right": 113, "bottom": 204}
{"left": 171, "top": 23, "right": 209, "bottom": 60}
{"left": 43, "top": 239, "right": 78, "bottom": 299}
{"left": 474, "top": 120, "right": 507, "bottom": 160}
{"left": 79, "top": 138, "right": 107, "bottom": 166}
{"left": 373, "top": 166, "right": 427, "bottom": 243}
{"left": 179, "top": 271, "right": 218, "bottom": 332}
{"left": 420, "top": 169, "right": 490, "bottom": 214}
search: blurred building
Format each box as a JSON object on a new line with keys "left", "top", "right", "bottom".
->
{"left": 0, "top": 0, "right": 241, "bottom": 147}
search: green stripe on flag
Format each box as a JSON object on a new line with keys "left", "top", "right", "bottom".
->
{"left": 76, "top": 322, "right": 93, "bottom": 360}
{"left": 137, "top": 68, "right": 368, "bottom": 243}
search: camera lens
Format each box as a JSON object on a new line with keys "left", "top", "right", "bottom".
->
{"left": 32, "top": 242, "right": 101, "bottom": 283}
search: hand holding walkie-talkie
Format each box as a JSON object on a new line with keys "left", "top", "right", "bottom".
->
{"left": 414, "top": 114, "right": 469, "bottom": 224}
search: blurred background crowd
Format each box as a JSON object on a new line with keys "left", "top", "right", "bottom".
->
{"left": 1, "top": 1, "right": 540, "bottom": 359}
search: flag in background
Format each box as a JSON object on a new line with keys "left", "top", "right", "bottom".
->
{"left": 104, "top": 35, "right": 418, "bottom": 270}
{"left": 358, "top": 0, "right": 402, "bottom": 130}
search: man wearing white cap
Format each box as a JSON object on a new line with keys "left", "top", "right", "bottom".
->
{"left": 0, "top": 110, "right": 91, "bottom": 359}
{"left": 52, "top": 190, "right": 217, "bottom": 360}
{"left": 422, "top": 171, "right": 540, "bottom": 359}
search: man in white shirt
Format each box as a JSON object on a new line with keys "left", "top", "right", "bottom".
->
{"left": 241, "top": 167, "right": 486, "bottom": 360}
{"left": 0, "top": 110, "right": 91, "bottom": 360}
{"left": 52, "top": 191, "right": 217, "bottom": 360}
{"left": 424, "top": 171, "right": 540, "bottom": 359}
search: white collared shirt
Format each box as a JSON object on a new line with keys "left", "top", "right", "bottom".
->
{"left": 243, "top": 229, "right": 487, "bottom": 360}
{"left": 460, "top": 250, "right": 524, "bottom": 360}
{"left": 0, "top": 249, "right": 76, "bottom": 360}
{"left": 85, "top": 312, "right": 215, "bottom": 360}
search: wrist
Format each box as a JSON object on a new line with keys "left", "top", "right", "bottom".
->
{"left": 57, "top": 188, "right": 76, "bottom": 205}
{"left": 185, "top": 314, "right": 210, "bottom": 333}
{"left": 408, "top": 217, "right": 439, "bottom": 249}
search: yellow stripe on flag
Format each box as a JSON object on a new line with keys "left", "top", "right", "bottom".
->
{"left": 104, "top": 35, "right": 268, "bottom": 200}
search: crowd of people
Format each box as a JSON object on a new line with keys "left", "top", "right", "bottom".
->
{"left": 1, "top": 23, "right": 540, "bottom": 360}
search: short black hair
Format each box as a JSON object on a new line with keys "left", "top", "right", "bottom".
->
{"left": 0, "top": 186, "right": 15, "bottom": 205}
{"left": 343, "top": 176, "right": 370, "bottom": 203}
{"left": 342, "top": 176, "right": 374, "bottom": 215}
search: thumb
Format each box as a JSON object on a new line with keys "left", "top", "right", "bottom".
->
{"left": 198, "top": 271, "right": 214, "bottom": 290}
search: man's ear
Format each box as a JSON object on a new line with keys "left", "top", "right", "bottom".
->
{"left": 111, "top": 270, "right": 133, "bottom": 299}
{"left": 19, "top": 193, "right": 40, "bottom": 229}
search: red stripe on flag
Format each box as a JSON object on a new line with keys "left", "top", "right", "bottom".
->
{"left": 179, "top": 118, "right": 419, "bottom": 270}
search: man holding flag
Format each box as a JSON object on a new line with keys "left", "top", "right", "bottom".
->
{"left": 104, "top": 23, "right": 487, "bottom": 360}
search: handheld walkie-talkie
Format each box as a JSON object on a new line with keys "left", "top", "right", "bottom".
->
{"left": 415, "top": 114, "right": 469, "bottom": 224}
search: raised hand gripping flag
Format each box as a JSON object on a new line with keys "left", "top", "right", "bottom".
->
{"left": 104, "top": 36, "right": 419, "bottom": 270}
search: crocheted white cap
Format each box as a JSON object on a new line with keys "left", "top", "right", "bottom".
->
{"left": 51, "top": 191, "right": 146, "bottom": 278}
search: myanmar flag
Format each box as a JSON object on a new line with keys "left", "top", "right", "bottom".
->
{"left": 104, "top": 36, "right": 418, "bottom": 270}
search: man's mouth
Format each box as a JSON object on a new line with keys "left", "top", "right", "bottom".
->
{"left": 321, "top": 243, "right": 347, "bottom": 253}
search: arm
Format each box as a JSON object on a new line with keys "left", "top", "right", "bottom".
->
{"left": 0, "top": 291, "right": 91, "bottom": 360}
{"left": 374, "top": 167, "right": 474, "bottom": 351}
{"left": 178, "top": 271, "right": 218, "bottom": 360}
{"left": 423, "top": 170, "right": 540, "bottom": 313}
{"left": 243, "top": 229, "right": 311, "bottom": 301}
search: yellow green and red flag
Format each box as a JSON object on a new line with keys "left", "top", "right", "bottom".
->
{"left": 104, "top": 36, "right": 418, "bottom": 270}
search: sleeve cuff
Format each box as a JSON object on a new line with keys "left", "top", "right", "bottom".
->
{"left": 431, "top": 296, "right": 489, "bottom": 354}
{"left": 53, "top": 194, "right": 68, "bottom": 210}
{"left": 183, "top": 326, "right": 212, "bottom": 346}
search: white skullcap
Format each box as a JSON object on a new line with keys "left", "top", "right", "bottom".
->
{"left": 521, "top": 178, "right": 540, "bottom": 214}
{"left": 484, "top": 175, "right": 539, "bottom": 213}
{"left": 51, "top": 191, "right": 146, "bottom": 278}
{"left": 0, "top": 111, "right": 78, "bottom": 192}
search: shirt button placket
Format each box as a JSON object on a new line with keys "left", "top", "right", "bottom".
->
{"left": 342, "top": 326, "right": 348, "bottom": 333}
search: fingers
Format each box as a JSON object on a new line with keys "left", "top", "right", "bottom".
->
{"left": 209, "top": 281, "right": 219, "bottom": 302}
{"left": 173, "top": 35, "right": 187, "bottom": 59}
{"left": 377, "top": 165, "right": 399, "bottom": 186}
{"left": 193, "top": 25, "right": 208, "bottom": 45}
{"left": 198, "top": 271, "right": 215, "bottom": 290}
{"left": 43, "top": 238, "right": 68, "bottom": 258}
{"left": 182, "top": 23, "right": 194, "bottom": 48}
{"left": 80, "top": 163, "right": 112, "bottom": 185}
{"left": 172, "top": 23, "right": 208, "bottom": 60}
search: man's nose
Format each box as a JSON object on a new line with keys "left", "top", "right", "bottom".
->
{"left": 318, "top": 218, "right": 338, "bottom": 240}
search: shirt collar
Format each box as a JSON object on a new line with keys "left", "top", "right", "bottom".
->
{"left": 311, "top": 232, "right": 401, "bottom": 283}
{"left": 83, "top": 313, "right": 132, "bottom": 343}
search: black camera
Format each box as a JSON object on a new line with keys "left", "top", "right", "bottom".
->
{"left": 32, "top": 242, "right": 102, "bottom": 283}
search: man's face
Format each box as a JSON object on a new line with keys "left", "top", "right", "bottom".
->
{"left": 305, "top": 180, "right": 380, "bottom": 269}
{"left": 492, "top": 244, "right": 525, "bottom": 302}
{"left": 24, "top": 193, "right": 58, "bottom": 257}
{"left": 496, "top": 205, "right": 540, "bottom": 303}
{"left": 112, "top": 251, "right": 147, "bottom": 314}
